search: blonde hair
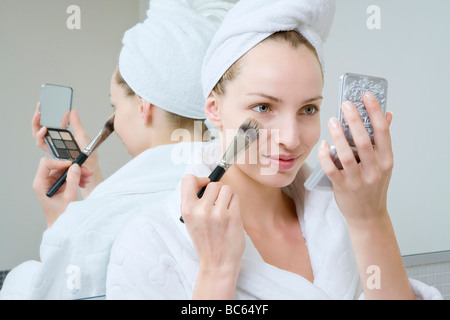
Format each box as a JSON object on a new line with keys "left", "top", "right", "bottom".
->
{"left": 115, "top": 70, "right": 135, "bottom": 97}
{"left": 213, "top": 30, "right": 322, "bottom": 96}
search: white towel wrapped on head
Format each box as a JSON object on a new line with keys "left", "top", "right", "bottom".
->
{"left": 201, "top": 0, "right": 336, "bottom": 99}
{"left": 119, "top": 0, "right": 235, "bottom": 119}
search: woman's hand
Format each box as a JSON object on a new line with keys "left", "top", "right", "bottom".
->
{"left": 32, "top": 103, "right": 103, "bottom": 198}
{"left": 319, "top": 92, "right": 415, "bottom": 299}
{"left": 32, "top": 102, "right": 51, "bottom": 153}
{"left": 318, "top": 92, "right": 393, "bottom": 226}
{"left": 181, "top": 174, "right": 245, "bottom": 299}
{"left": 33, "top": 157, "right": 93, "bottom": 228}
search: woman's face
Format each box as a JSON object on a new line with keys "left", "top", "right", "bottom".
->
{"left": 214, "top": 41, "right": 324, "bottom": 188}
{"left": 109, "top": 68, "right": 143, "bottom": 157}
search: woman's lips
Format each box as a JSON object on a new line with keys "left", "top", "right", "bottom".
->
{"left": 263, "top": 154, "right": 301, "bottom": 171}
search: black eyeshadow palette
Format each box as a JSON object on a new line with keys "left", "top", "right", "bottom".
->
{"left": 44, "top": 128, "right": 81, "bottom": 161}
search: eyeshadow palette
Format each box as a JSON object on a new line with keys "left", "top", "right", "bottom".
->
{"left": 44, "top": 128, "right": 81, "bottom": 161}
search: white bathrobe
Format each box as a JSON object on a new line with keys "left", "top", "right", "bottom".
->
{"left": 106, "top": 142, "right": 443, "bottom": 300}
{"left": 0, "top": 143, "right": 190, "bottom": 300}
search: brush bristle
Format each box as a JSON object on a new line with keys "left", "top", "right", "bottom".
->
{"left": 239, "top": 118, "right": 262, "bottom": 142}
{"left": 239, "top": 118, "right": 262, "bottom": 133}
{"left": 221, "top": 118, "right": 263, "bottom": 166}
{"left": 104, "top": 114, "right": 115, "bottom": 133}
{"left": 84, "top": 114, "right": 115, "bottom": 154}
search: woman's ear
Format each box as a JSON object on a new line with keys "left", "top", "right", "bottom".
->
{"left": 139, "top": 97, "right": 153, "bottom": 126}
{"left": 204, "top": 91, "right": 222, "bottom": 129}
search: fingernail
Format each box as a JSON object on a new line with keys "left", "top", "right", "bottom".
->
{"left": 329, "top": 117, "right": 339, "bottom": 129}
{"left": 343, "top": 101, "right": 353, "bottom": 111}
{"left": 364, "top": 92, "right": 376, "bottom": 101}
{"left": 320, "top": 140, "right": 328, "bottom": 149}
{"left": 70, "top": 164, "right": 81, "bottom": 173}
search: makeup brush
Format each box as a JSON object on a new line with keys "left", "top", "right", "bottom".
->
{"left": 180, "top": 118, "right": 262, "bottom": 223}
{"left": 46, "top": 114, "right": 115, "bottom": 198}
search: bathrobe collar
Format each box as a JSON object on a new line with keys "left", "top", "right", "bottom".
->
{"left": 88, "top": 143, "right": 192, "bottom": 199}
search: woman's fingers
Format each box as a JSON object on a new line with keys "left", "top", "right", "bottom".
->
{"left": 215, "top": 185, "right": 234, "bottom": 209}
{"left": 201, "top": 182, "right": 222, "bottom": 206}
{"left": 181, "top": 175, "right": 210, "bottom": 200}
{"left": 362, "top": 92, "right": 394, "bottom": 171}
{"left": 31, "top": 102, "right": 42, "bottom": 137}
{"left": 180, "top": 174, "right": 240, "bottom": 225}
{"left": 78, "top": 167, "right": 93, "bottom": 188}
{"left": 386, "top": 111, "right": 393, "bottom": 127}
{"left": 362, "top": 93, "right": 391, "bottom": 147}
{"left": 65, "top": 164, "right": 82, "bottom": 202}
{"left": 35, "top": 126, "right": 48, "bottom": 149}
{"left": 325, "top": 92, "right": 392, "bottom": 176}
{"left": 327, "top": 117, "right": 359, "bottom": 176}
{"left": 60, "top": 110, "right": 70, "bottom": 129}
{"left": 69, "top": 109, "right": 91, "bottom": 148}
{"left": 32, "top": 102, "right": 51, "bottom": 152}
{"left": 338, "top": 100, "right": 377, "bottom": 169}
{"left": 33, "top": 158, "right": 71, "bottom": 192}
{"left": 181, "top": 174, "right": 211, "bottom": 220}
{"left": 318, "top": 140, "right": 341, "bottom": 183}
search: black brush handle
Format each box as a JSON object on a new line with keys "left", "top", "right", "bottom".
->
{"left": 46, "top": 152, "right": 88, "bottom": 198}
{"left": 197, "top": 166, "right": 227, "bottom": 198}
{"left": 180, "top": 165, "right": 227, "bottom": 223}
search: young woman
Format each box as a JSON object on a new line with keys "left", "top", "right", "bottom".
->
{"left": 106, "top": 0, "right": 442, "bottom": 299}
{"left": 0, "top": 0, "right": 234, "bottom": 300}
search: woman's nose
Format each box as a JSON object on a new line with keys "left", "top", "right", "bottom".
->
{"left": 276, "top": 117, "right": 300, "bottom": 150}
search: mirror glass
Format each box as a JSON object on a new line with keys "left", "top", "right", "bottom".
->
{"left": 39, "top": 84, "right": 73, "bottom": 129}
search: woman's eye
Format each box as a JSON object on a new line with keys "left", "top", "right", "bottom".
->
{"left": 302, "top": 105, "right": 318, "bottom": 115}
{"left": 252, "top": 104, "right": 270, "bottom": 113}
